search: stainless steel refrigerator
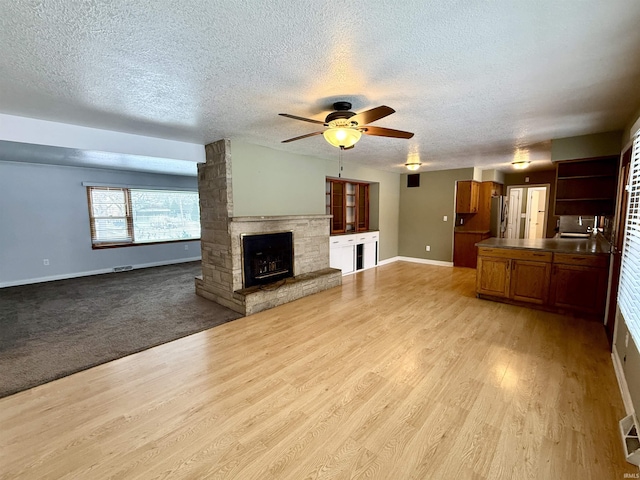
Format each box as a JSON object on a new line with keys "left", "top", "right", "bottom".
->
{"left": 490, "top": 196, "right": 508, "bottom": 238}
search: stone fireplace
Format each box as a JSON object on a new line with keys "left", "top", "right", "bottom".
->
{"left": 195, "top": 139, "right": 342, "bottom": 315}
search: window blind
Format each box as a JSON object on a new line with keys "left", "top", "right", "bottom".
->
{"left": 619, "top": 132, "right": 640, "bottom": 343}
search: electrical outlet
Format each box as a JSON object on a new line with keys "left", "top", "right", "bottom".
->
{"left": 184, "top": 244, "right": 189, "bottom": 250}
{"left": 426, "top": 245, "right": 431, "bottom": 252}
{"left": 43, "top": 259, "right": 49, "bottom": 266}
{"left": 443, "top": 215, "right": 448, "bottom": 221}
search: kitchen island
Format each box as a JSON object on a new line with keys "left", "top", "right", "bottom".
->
{"left": 475, "top": 236, "right": 611, "bottom": 318}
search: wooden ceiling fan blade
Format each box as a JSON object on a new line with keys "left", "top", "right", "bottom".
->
{"left": 350, "top": 106, "right": 395, "bottom": 125}
{"left": 281, "top": 131, "right": 324, "bottom": 143}
{"left": 279, "top": 113, "right": 326, "bottom": 125}
{"left": 361, "top": 126, "right": 414, "bottom": 139}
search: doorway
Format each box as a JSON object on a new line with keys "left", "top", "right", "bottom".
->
{"left": 524, "top": 187, "right": 548, "bottom": 239}
{"left": 505, "top": 184, "right": 550, "bottom": 239}
{"left": 506, "top": 187, "right": 522, "bottom": 239}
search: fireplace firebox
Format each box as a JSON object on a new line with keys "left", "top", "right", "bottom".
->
{"left": 241, "top": 231, "right": 294, "bottom": 288}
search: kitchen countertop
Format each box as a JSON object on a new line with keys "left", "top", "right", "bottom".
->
{"left": 476, "top": 235, "right": 611, "bottom": 255}
{"left": 454, "top": 229, "right": 490, "bottom": 234}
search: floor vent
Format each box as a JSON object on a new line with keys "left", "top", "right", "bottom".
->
{"left": 113, "top": 266, "right": 133, "bottom": 273}
{"left": 620, "top": 414, "right": 640, "bottom": 466}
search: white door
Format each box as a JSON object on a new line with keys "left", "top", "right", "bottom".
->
{"left": 525, "top": 187, "right": 547, "bottom": 239}
{"left": 363, "top": 241, "right": 377, "bottom": 269}
{"left": 506, "top": 188, "right": 522, "bottom": 239}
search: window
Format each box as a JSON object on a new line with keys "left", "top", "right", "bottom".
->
{"left": 325, "top": 178, "right": 369, "bottom": 234}
{"left": 87, "top": 186, "right": 200, "bottom": 247}
{"left": 619, "top": 132, "right": 640, "bottom": 342}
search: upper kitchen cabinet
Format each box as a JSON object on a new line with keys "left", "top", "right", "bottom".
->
{"left": 554, "top": 156, "right": 619, "bottom": 216}
{"left": 326, "top": 178, "right": 370, "bottom": 234}
{"left": 456, "top": 180, "right": 480, "bottom": 213}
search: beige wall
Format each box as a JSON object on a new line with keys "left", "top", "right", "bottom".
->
{"left": 615, "top": 310, "right": 640, "bottom": 415}
{"left": 229, "top": 140, "right": 401, "bottom": 261}
{"left": 230, "top": 141, "right": 327, "bottom": 216}
{"left": 398, "top": 168, "right": 474, "bottom": 262}
{"left": 550, "top": 131, "right": 623, "bottom": 161}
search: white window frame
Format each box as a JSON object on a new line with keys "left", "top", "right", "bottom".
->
{"left": 618, "top": 131, "right": 640, "bottom": 343}
{"left": 86, "top": 186, "right": 200, "bottom": 248}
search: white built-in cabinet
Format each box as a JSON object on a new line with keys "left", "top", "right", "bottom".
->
{"left": 329, "top": 231, "right": 379, "bottom": 275}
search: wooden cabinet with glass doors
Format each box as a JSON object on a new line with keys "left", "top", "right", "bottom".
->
{"left": 326, "top": 178, "right": 370, "bottom": 234}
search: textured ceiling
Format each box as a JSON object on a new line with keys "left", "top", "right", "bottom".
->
{"left": 1, "top": 0, "right": 640, "bottom": 174}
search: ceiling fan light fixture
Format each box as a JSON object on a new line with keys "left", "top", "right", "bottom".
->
{"left": 323, "top": 127, "right": 362, "bottom": 148}
{"left": 512, "top": 161, "right": 531, "bottom": 170}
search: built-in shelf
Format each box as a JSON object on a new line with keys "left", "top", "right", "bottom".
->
{"left": 554, "top": 156, "right": 619, "bottom": 216}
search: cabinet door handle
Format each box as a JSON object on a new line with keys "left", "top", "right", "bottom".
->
{"left": 532, "top": 253, "right": 546, "bottom": 257}
{"left": 348, "top": 239, "right": 354, "bottom": 242}
{"left": 572, "top": 256, "right": 586, "bottom": 261}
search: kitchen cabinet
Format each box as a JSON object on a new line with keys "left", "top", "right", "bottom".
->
{"left": 554, "top": 156, "right": 619, "bottom": 216}
{"left": 510, "top": 258, "right": 552, "bottom": 305}
{"left": 476, "top": 255, "right": 511, "bottom": 298}
{"left": 477, "top": 247, "right": 551, "bottom": 305}
{"left": 454, "top": 231, "right": 490, "bottom": 268}
{"left": 549, "top": 253, "right": 609, "bottom": 314}
{"left": 456, "top": 180, "right": 480, "bottom": 214}
{"left": 476, "top": 241, "right": 609, "bottom": 317}
{"left": 329, "top": 231, "right": 379, "bottom": 275}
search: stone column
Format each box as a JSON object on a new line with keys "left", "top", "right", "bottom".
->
{"left": 195, "top": 139, "right": 244, "bottom": 312}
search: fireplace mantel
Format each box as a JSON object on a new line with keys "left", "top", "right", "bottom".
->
{"left": 231, "top": 214, "right": 332, "bottom": 223}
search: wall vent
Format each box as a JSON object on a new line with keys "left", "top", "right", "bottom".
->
{"left": 113, "top": 265, "right": 133, "bottom": 273}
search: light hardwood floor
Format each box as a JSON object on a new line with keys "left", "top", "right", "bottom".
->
{"left": 0, "top": 262, "right": 635, "bottom": 479}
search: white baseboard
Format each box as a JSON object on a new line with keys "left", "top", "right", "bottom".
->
{"left": 612, "top": 345, "right": 636, "bottom": 416}
{"left": 0, "top": 256, "right": 202, "bottom": 288}
{"left": 386, "top": 256, "right": 454, "bottom": 267}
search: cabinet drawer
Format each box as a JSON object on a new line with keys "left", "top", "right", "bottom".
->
{"left": 478, "top": 247, "right": 552, "bottom": 263}
{"left": 357, "top": 232, "right": 379, "bottom": 243}
{"left": 329, "top": 235, "right": 357, "bottom": 247}
{"left": 553, "top": 253, "right": 608, "bottom": 268}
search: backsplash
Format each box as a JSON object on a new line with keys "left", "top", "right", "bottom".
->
{"left": 558, "top": 215, "right": 613, "bottom": 241}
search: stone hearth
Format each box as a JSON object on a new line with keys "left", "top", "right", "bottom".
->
{"left": 195, "top": 139, "right": 341, "bottom": 315}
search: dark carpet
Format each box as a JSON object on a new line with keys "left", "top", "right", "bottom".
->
{"left": 0, "top": 262, "right": 242, "bottom": 398}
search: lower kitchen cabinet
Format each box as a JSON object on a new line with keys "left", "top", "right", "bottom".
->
{"left": 549, "top": 253, "right": 609, "bottom": 314}
{"left": 477, "top": 247, "right": 552, "bottom": 305}
{"left": 476, "top": 256, "right": 511, "bottom": 298}
{"left": 476, "top": 246, "right": 607, "bottom": 316}
{"left": 454, "top": 231, "right": 490, "bottom": 268}
{"left": 510, "top": 259, "right": 552, "bottom": 305}
{"left": 330, "top": 231, "right": 379, "bottom": 275}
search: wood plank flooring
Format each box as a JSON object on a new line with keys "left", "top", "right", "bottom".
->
{"left": 0, "top": 262, "right": 635, "bottom": 479}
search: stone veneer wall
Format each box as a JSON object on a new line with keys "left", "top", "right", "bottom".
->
{"left": 195, "top": 139, "right": 341, "bottom": 315}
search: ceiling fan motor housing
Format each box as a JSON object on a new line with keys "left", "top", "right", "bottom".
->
{"left": 325, "top": 101, "right": 357, "bottom": 125}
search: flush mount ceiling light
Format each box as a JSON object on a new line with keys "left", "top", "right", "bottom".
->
{"left": 405, "top": 150, "right": 422, "bottom": 170}
{"left": 405, "top": 161, "right": 422, "bottom": 171}
{"left": 322, "top": 126, "right": 362, "bottom": 149}
{"left": 512, "top": 161, "right": 531, "bottom": 170}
